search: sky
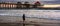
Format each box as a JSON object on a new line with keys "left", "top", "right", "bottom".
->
{"left": 0, "top": 0, "right": 60, "bottom": 4}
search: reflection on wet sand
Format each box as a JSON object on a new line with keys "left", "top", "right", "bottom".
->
{"left": 0, "top": 16, "right": 60, "bottom": 26}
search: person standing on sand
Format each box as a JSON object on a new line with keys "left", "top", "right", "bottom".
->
{"left": 22, "top": 14, "right": 25, "bottom": 21}
{"left": 22, "top": 14, "right": 25, "bottom": 26}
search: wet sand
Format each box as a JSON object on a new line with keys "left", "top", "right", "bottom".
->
{"left": 0, "top": 16, "right": 60, "bottom": 26}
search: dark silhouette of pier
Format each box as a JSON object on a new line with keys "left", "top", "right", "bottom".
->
{"left": 0, "top": 1, "right": 60, "bottom": 9}
{"left": 0, "top": 1, "right": 42, "bottom": 9}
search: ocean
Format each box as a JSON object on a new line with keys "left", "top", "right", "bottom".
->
{"left": 0, "top": 9, "right": 60, "bottom": 19}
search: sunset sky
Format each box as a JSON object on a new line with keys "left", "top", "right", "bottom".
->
{"left": 0, "top": 0, "right": 60, "bottom": 4}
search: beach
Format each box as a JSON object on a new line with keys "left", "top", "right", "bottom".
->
{"left": 0, "top": 16, "right": 60, "bottom": 26}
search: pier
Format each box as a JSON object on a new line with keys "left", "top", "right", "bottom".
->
{"left": 0, "top": 1, "right": 42, "bottom": 9}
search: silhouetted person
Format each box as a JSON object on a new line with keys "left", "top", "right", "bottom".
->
{"left": 22, "top": 14, "right": 25, "bottom": 26}
{"left": 22, "top": 14, "right": 25, "bottom": 21}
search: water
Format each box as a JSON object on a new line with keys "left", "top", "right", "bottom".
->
{"left": 0, "top": 9, "right": 60, "bottom": 19}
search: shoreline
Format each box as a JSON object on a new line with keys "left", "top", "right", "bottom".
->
{"left": 0, "top": 16, "right": 60, "bottom": 26}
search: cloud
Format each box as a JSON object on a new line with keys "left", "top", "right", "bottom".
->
{"left": 41, "top": 0, "right": 57, "bottom": 1}
{"left": 0, "top": 0, "right": 57, "bottom": 2}
{"left": 0, "top": 0, "right": 60, "bottom": 4}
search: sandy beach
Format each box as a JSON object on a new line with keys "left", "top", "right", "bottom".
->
{"left": 0, "top": 16, "right": 60, "bottom": 26}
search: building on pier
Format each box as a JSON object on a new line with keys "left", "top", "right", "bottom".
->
{"left": 33, "top": 1, "right": 41, "bottom": 8}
